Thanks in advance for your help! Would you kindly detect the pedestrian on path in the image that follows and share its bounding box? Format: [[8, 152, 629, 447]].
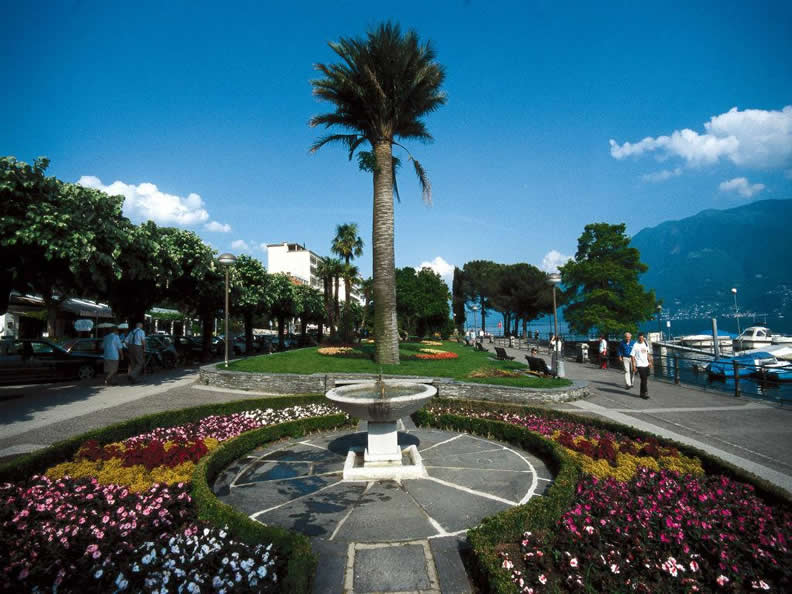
[[631, 332, 653, 399], [102, 326, 124, 385], [618, 332, 635, 389], [599, 334, 608, 369], [125, 321, 146, 384]]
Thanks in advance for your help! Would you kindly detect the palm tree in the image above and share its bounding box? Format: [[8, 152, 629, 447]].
[[332, 223, 364, 340], [339, 262, 360, 341], [317, 257, 344, 335], [310, 22, 446, 364]]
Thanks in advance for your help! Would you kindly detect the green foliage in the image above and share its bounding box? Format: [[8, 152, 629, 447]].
[[561, 223, 658, 335], [461, 260, 501, 333], [451, 267, 466, 333], [0, 156, 126, 322], [491, 263, 554, 336], [396, 267, 451, 337]]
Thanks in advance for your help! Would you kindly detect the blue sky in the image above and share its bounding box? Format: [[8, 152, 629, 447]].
[[2, 1, 791, 286]]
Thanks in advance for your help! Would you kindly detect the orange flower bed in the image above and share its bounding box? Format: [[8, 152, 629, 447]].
[[414, 351, 459, 360]]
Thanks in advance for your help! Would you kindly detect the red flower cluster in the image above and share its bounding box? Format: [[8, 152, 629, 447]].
[[556, 432, 680, 468], [414, 352, 459, 360], [78, 439, 209, 471]]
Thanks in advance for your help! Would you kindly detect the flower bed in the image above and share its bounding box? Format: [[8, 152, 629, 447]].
[[0, 399, 346, 592], [317, 346, 370, 358], [420, 340, 444, 346], [420, 401, 792, 593], [414, 348, 459, 360]]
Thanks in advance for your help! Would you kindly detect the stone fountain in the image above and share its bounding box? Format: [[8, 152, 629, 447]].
[[325, 376, 437, 481]]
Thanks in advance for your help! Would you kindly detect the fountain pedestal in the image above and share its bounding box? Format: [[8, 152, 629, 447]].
[[364, 421, 401, 464], [325, 380, 437, 481]]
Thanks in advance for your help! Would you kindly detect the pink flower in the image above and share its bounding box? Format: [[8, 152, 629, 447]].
[[716, 575, 730, 586], [570, 557, 578, 568], [538, 574, 547, 584]]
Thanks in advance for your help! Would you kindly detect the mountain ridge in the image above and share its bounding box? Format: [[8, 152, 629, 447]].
[[630, 198, 792, 320]]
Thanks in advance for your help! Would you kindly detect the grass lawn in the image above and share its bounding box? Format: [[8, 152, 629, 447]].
[[229, 340, 571, 388]]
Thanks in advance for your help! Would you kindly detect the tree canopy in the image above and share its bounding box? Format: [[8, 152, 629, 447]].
[[560, 222, 658, 335], [396, 267, 451, 338]]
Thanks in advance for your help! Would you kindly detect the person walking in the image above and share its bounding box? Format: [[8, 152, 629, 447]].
[[125, 321, 146, 384], [631, 332, 653, 399], [599, 334, 608, 369], [102, 326, 124, 385], [618, 332, 635, 389]]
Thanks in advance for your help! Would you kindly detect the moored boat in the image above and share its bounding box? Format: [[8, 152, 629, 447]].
[[733, 326, 773, 352], [706, 351, 777, 379]]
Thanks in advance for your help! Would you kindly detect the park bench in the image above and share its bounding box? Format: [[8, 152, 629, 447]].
[[494, 346, 514, 361], [526, 355, 552, 376], [474, 342, 487, 352]]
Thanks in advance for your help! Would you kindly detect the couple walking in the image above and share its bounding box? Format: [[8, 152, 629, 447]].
[[617, 332, 652, 399]]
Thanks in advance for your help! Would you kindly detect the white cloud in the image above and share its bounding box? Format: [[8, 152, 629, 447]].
[[78, 176, 210, 226], [610, 105, 792, 169], [259, 243, 269, 252], [541, 250, 571, 273], [231, 239, 250, 251], [641, 167, 682, 183], [718, 177, 765, 198], [417, 256, 454, 286], [204, 221, 231, 233]]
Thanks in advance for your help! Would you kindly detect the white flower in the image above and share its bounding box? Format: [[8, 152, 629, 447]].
[[94, 569, 103, 579], [257, 565, 268, 578]]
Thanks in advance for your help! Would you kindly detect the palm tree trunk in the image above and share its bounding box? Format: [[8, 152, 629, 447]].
[[333, 276, 340, 334], [372, 140, 399, 364]]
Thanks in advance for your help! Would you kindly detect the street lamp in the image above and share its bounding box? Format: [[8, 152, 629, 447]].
[[731, 288, 740, 335], [470, 304, 480, 342], [656, 305, 663, 341], [218, 252, 237, 368], [548, 272, 564, 377]]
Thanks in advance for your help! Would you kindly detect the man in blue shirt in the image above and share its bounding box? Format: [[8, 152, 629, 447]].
[[102, 326, 124, 385], [617, 332, 635, 389]]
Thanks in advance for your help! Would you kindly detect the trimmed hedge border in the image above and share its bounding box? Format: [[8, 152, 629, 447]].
[[0, 394, 351, 593], [192, 413, 350, 593], [416, 398, 792, 593]]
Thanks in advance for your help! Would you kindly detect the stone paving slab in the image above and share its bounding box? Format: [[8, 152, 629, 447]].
[[425, 466, 538, 502], [333, 481, 437, 542], [353, 543, 435, 593]]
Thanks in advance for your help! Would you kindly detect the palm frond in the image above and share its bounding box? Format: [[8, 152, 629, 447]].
[[411, 157, 431, 206], [309, 134, 365, 155]]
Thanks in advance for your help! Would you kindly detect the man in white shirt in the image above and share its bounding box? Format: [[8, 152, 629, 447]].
[[599, 335, 608, 369], [631, 332, 652, 399]]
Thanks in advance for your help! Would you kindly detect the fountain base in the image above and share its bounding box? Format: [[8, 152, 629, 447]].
[[342, 444, 428, 481]]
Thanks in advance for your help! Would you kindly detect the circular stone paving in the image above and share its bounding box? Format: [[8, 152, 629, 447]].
[[212, 421, 555, 593]]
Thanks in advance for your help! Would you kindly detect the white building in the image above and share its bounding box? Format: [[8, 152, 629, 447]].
[[266, 242, 363, 304]]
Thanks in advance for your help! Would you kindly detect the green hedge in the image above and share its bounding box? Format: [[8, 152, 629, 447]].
[[192, 413, 350, 593], [413, 408, 580, 594]]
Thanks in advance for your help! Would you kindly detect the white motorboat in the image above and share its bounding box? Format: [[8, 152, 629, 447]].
[[733, 326, 774, 352], [679, 333, 734, 350]]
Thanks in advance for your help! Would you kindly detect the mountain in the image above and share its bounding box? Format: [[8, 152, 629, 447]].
[[631, 199, 792, 322]]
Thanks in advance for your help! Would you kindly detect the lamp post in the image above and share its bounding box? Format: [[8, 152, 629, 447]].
[[218, 252, 237, 368], [548, 272, 564, 377], [656, 305, 663, 341], [731, 288, 740, 335], [471, 304, 480, 343]]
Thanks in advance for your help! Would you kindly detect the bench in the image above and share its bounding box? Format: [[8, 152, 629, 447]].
[[526, 355, 552, 376], [474, 342, 487, 352], [494, 346, 515, 361]]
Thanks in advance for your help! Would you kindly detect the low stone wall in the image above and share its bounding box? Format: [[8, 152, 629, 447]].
[[199, 364, 589, 404]]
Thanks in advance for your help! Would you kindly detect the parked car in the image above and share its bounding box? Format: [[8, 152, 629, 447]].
[[0, 339, 100, 384]]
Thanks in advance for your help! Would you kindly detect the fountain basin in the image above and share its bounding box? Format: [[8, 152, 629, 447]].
[[325, 380, 437, 422], [326, 380, 437, 478]]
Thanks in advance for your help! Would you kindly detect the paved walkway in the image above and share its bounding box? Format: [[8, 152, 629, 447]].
[[1, 350, 791, 592]]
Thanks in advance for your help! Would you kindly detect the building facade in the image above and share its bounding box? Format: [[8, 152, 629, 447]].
[[266, 242, 363, 304]]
